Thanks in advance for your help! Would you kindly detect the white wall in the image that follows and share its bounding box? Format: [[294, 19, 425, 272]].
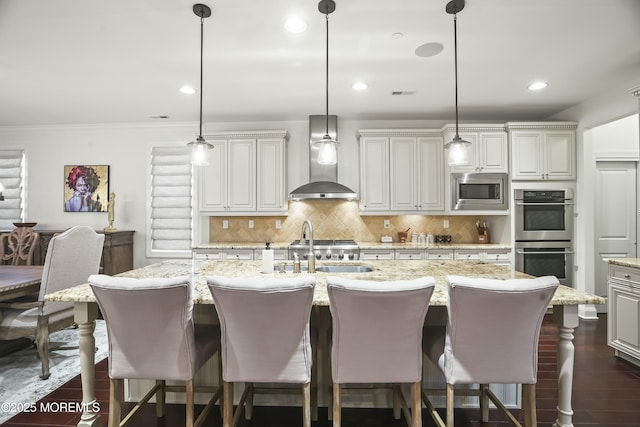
[[551, 79, 640, 318], [0, 117, 447, 268]]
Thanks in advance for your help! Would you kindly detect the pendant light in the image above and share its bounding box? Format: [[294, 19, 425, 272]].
[[314, 0, 339, 165], [187, 4, 213, 166], [445, 0, 471, 166]]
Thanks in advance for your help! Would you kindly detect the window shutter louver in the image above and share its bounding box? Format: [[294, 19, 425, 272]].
[[150, 147, 193, 252], [0, 150, 25, 230]]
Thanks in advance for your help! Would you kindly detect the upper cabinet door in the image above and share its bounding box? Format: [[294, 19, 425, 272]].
[[257, 138, 287, 212], [390, 137, 418, 210], [511, 131, 543, 179], [360, 137, 390, 212], [199, 140, 227, 211], [227, 139, 256, 211], [479, 132, 508, 173], [417, 137, 444, 211], [544, 131, 575, 179], [449, 132, 478, 173]]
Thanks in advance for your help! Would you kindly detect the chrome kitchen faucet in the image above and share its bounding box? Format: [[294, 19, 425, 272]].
[[300, 219, 315, 273]]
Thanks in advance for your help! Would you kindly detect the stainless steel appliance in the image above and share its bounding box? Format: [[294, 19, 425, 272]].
[[288, 239, 360, 261], [515, 241, 574, 287], [451, 173, 508, 210], [514, 189, 574, 241]]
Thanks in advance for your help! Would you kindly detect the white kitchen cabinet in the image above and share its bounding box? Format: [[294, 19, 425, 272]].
[[254, 249, 288, 261], [395, 249, 424, 260], [359, 130, 444, 213], [359, 137, 390, 212], [455, 249, 511, 269], [198, 131, 289, 215], [192, 248, 254, 260], [608, 263, 640, 366], [426, 249, 454, 260], [360, 249, 395, 261], [442, 124, 509, 174], [507, 122, 577, 180]]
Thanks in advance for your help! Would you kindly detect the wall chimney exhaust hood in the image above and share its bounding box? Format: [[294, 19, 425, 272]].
[[288, 115, 358, 201]]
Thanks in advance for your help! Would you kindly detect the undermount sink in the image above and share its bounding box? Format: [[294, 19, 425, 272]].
[[314, 265, 373, 273]]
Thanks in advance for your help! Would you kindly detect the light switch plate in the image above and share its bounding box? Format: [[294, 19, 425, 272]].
[[222, 220, 229, 229], [275, 220, 282, 229], [249, 220, 254, 229], [384, 219, 390, 229], [443, 219, 449, 228]]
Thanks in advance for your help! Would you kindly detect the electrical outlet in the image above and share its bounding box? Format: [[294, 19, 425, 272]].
[[222, 220, 229, 229], [275, 220, 282, 229], [384, 219, 390, 229], [443, 219, 449, 229], [249, 220, 254, 229]]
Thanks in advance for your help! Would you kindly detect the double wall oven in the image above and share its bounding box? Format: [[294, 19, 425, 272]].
[[514, 189, 574, 287]]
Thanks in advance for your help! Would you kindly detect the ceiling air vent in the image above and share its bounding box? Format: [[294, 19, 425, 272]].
[[391, 91, 416, 96]]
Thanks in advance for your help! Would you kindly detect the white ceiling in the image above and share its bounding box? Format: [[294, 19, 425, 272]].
[[1, 0, 639, 127]]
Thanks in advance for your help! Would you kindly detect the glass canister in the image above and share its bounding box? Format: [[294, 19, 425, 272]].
[[418, 233, 426, 244]]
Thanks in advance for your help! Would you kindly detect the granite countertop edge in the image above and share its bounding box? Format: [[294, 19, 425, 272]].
[[193, 242, 512, 250]]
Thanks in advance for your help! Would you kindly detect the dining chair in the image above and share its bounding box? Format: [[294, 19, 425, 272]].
[[90, 274, 222, 427], [326, 275, 436, 427], [0, 226, 39, 265], [0, 225, 104, 379], [206, 275, 316, 427], [421, 275, 559, 427]]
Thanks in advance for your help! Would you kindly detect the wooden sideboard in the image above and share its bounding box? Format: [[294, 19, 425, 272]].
[[32, 230, 134, 275]]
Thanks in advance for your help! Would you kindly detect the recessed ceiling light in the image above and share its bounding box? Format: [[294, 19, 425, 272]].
[[180, 86, 196, 95], [352, 82, 368, 91], [392, 32, 403, 39], [528, 81, 548, 91], [284, 17, 307, 33]]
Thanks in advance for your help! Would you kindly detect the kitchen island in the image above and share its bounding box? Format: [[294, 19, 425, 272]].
[[46, 259, 603, 427]]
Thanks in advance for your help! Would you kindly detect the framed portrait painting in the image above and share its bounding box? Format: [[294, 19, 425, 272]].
[[63, 165, 109, 212]]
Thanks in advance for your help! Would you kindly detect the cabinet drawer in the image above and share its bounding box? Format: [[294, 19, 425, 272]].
[[609, 265, 640, 288], [485, 252, 511, 263], [395, 250, 424, 260], [193, 250, 224, 260], [454, 250, 481, 261], [255, 249, 288, 261], [360, 250, 394, 261], [225, 250, 254, 260], [427, 250, 453, 260]]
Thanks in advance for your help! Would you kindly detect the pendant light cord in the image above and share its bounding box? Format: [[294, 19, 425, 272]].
[[325, 12, 329, 136], [198, 13, 205, 139], [453, 13, 460, 139]]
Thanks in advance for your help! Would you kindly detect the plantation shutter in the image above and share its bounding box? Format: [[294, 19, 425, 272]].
[[150, 146, 192, 252], [0, 150, 25, 230]]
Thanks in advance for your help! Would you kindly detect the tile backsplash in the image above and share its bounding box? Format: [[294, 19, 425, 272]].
[[209, 201, 489, 244]]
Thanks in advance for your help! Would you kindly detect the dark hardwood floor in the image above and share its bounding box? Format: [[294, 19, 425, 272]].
[[3, 314, 640, 426]]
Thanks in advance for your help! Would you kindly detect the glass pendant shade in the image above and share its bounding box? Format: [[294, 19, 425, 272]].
[[447, 136, 471, 166], [189, 137, 213, 166], [317, 135, 339, 165]]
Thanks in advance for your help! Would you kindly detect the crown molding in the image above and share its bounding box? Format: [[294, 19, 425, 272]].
[[202, 130, 290, 140], [357, 129, 443, 138], [505, 121, 578, 131]]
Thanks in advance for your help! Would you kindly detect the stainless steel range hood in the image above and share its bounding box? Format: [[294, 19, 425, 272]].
[[288, 115, 358, 201]]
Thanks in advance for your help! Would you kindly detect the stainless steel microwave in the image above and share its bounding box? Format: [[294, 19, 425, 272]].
[[451, 173, 508, 211]]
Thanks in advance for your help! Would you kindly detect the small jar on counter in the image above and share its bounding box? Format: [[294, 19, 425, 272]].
[[418, 233, 426, 244]]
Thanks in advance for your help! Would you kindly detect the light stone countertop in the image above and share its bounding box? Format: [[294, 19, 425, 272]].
[[607, 258, 640, 268], [193, 242, 512, 251], [46, 259, 603, 307]]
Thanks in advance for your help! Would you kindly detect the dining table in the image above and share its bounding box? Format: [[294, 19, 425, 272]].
[[0, 265, 43, 303], [45, 259, 605, 427]]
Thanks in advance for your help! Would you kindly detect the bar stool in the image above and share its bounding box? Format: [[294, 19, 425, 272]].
[[207, 275, 316, 427], [422, 275, 559, 427], [326, 276, 436, 427], [90, 274, 222, 427]]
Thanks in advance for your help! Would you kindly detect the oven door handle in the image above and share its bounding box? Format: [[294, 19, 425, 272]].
[[516, 250, 574, 255], [515, 201, 575, 206]]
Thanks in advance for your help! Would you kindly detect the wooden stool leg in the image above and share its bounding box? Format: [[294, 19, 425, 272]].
[[186, 379, 194, 427], [480, 383, 490, 422], [108, 378, 123, 427], [302, 382, 311, 427], [411, 381, 422, 427], [155, 380, 165, 418], [393, 383, 401, 419], [446, 383, 454, 427], [223, 381, 233, 427], [245, 382, 254, 420], [523, 383, 537, 427], [332, 383, 341, 427]]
